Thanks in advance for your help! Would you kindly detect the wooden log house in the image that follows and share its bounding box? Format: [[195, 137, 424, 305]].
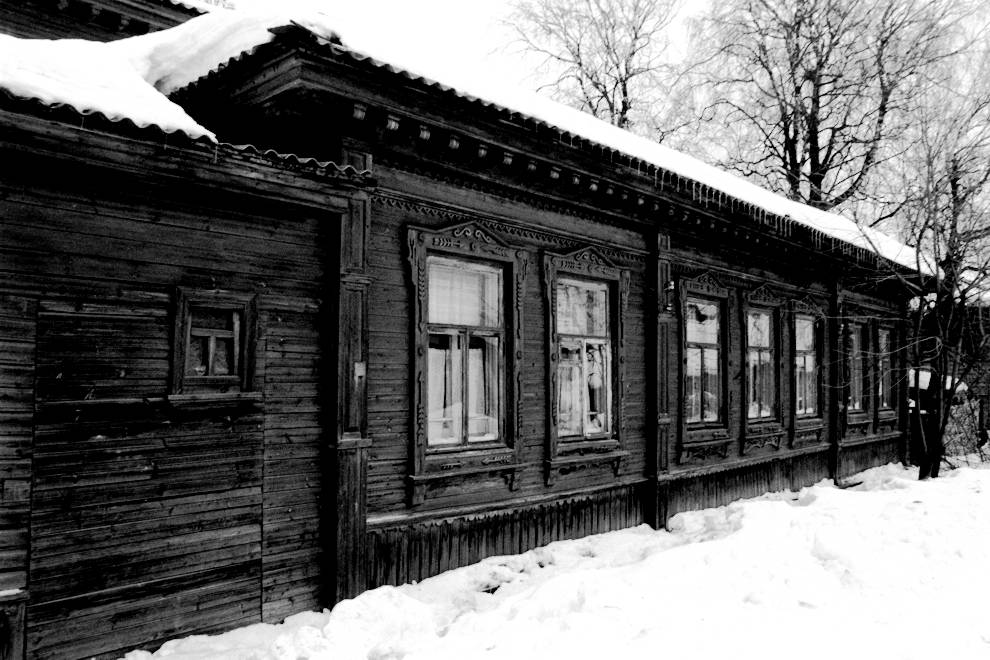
[[0, 11, 914, 660]]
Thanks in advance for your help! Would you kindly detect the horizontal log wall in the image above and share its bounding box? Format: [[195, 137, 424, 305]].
[[367, 482, 645, 587], [0, 124, 340, 659], [0, 296, 34, 596]]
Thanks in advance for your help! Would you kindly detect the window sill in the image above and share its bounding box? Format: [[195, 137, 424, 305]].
[[545, 449, 628, 485], [409, 456, 522, 506], [167, 391, 262, 410], [793, 418, 826, 448], [743, 422, 784, 454], [685, 425, 729, 444], [679, 435, 733, 464], [556, 437, 620, 456]]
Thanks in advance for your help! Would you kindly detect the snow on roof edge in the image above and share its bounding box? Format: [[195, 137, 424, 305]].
[[293, 28, 920, 271]]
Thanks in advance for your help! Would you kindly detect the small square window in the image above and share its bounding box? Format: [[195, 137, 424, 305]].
[[172, 290, 255, 395]]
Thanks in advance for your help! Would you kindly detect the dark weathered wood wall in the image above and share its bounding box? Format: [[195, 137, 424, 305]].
[[0, 295, 34, 597], [0, 116, 345, 659]]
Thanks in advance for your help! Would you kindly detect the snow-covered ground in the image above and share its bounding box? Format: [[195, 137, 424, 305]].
[[123, 462, 990, 660]]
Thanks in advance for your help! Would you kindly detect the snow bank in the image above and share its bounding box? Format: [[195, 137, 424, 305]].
[[0, 0, 917, 268], [122, 462, 990, 660]]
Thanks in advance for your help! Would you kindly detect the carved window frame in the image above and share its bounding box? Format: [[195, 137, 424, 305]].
[[543, 247, 629, 484], [876, 324, 897, 415], [170, 288, 258, 398], [743, 285, 785, 429], [678, 272, 731, 463], [406, 221, 528, 504], [791, 297, 826, 422], [847, 320, 870, 417]]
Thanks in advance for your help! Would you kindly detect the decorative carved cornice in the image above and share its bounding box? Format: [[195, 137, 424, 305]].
[[792, 295, 827, 318], [747, 284, 785, 307], [682, 271, 729, 298], [374, 193, 647, 265]]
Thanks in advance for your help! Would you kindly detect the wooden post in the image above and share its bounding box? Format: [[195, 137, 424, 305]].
[[333, 192, 372, 602], [650, 231, 676, 528], [335, 437, 370, 600]]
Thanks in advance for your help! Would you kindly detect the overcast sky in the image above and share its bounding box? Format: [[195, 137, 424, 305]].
[[333, 0, 535, 85]]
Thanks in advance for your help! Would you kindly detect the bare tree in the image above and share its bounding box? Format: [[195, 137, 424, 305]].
[[507, 0, 686, 135], [880, 36, 990, 476], [694, 0, 959, 212]]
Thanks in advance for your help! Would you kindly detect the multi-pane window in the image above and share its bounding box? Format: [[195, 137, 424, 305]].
[[185, 307, 242, 381], [848, 324, 865, 411], [685, 298, 721, 423], [426, 256, 503, 447], [747, 310, 775, 420], [794, 315, 819, 416], [555, 279, 611, 438], [172, 290, 255, 395], [878, 329, 893, 409]]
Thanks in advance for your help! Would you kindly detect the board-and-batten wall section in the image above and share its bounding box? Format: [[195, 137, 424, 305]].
[[363, 181, 650, 586], [0, 133, 340, 659]]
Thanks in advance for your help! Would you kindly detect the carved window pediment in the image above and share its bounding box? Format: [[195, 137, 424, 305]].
[[682, 271, 728, 298], [746, 284, 785, 307], [792, 296, 826, 318]]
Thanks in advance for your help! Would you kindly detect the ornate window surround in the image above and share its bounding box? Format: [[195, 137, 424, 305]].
[[406, 221, 529, 505], [790, 296, 827, 447], [743, 285, 785, 423], [678, 271, 731, 463], [876, 324, 898, 416], [741, 284, 786, 454], [543, 247, 630, 485]]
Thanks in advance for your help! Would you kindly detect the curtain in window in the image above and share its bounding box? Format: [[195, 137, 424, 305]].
[[686, 299, 721, 423], [795, 316, 818, 416]]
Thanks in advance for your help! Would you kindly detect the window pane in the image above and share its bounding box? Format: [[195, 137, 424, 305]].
[[213, 338, 235, 376], [796, 355, 807, 414], [428, 333, 462, 445], [796, 354, 818, 416], [879, 330, 892, 409], [557, 279, 608, 336], [702, 347, 720, 421], [849, 326, 862, 410], [748, 348, 760, 418], [427, 257, 502, 327], [191, 307, 233, 331], [759, 350, 774, 418], [685, 347, 702, 423], [795, 316, 814, 351], [747, 311, 771, 349], [186, 336, 208, 376], [467, 335, 500, 442], [585, 341, 610, 434], [686, 299, 719, 344], [557, 341, 584, 436]]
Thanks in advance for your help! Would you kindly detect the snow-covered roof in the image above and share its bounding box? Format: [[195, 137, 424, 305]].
[[0, 1, 918, 269]]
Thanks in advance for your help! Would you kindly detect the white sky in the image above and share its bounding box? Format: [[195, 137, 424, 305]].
[[255, 0, 536, 86]]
